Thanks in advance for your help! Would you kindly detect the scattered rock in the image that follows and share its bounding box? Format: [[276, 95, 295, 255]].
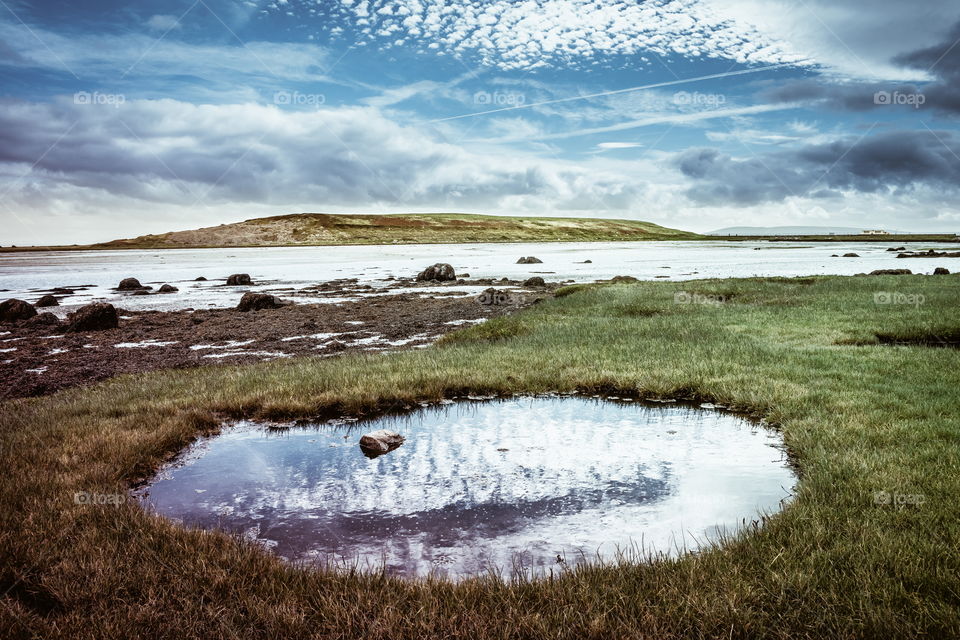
[[117, 277, 144, 290], [35, 294, 59, 307], [459, 273, 470, 278], [51, 287, 74, 295], [831, 254, 839, 257], [582, 259, 593, 263], [523, 276, 546, 287], [0, 298, 37, 322], [132, 290, 151, 296], [157, 284, 179, 293], [195, 276, 208, 281], [66, 303, 118, 332], [842, 253, 860, 258], [886, 246, 906, 252], [934, 267, 951, 275], [869, 269, 912, 275], [477, 287, 515, 306], [25, 312, 61, 329], [226, 273, 253, 286], [359, 429, 405, 457], [897, 250, 960, 259], [610, 275, 639, 283], [236, 292, 284, 312], [415, 263, 456, 282], [516, 256, 543, 264]]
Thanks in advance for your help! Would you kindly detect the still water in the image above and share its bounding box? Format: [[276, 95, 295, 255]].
[[138, 397, 795, 579], [1, 240, 951, 313]]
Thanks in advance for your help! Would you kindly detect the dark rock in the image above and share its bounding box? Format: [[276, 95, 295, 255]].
[[831, 254, 839, 257], [35, 294, 59, 307], [51, 288, 74, 295], [117, 277, 144, 290], [359, 429, 405, 457], [237, 292, 284, 312], [869, 269, 912, 276], [842, 253, 860, 258], [195, 276, 207, 281], [66, 303, 118, 332], [523, 276, 545, 287], [897, 250, 960, 259], [416, 263, 456, 282], [516, 256, 543, 264], [132, 290, 151, 296], [25, 312, 61, 329], [157, 284, 179, 293], [459, 273, 470, 278], [610, 275, 639, 283], [226, 273, 253, 286], [582, 259, 592, 263], [934, 267, 951, 275], [0, 298, 37, 322]]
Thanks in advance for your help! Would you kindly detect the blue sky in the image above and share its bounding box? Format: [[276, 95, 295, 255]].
[[1, 0, 959, 243]]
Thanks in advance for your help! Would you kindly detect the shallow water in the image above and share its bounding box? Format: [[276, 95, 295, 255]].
[[138, 397, 794, 579], [1, 240, 953, 313]]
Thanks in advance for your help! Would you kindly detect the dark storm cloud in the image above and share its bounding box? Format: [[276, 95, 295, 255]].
[[763, 20, 960, 115], [677, 130, 960, 206]]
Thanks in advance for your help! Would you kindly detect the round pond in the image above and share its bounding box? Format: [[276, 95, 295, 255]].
[[138, 397, 795, 579]]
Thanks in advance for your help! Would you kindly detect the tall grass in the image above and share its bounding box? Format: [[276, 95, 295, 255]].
[[1, 274, 959, 638]]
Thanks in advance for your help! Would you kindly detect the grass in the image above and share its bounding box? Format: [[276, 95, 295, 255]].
[[2, 274, 959, 638]]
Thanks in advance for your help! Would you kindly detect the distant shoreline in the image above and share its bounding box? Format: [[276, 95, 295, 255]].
[[2, 234, 958, 253]]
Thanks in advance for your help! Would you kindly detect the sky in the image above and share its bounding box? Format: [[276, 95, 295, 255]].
[[1, 0, 959, 244]]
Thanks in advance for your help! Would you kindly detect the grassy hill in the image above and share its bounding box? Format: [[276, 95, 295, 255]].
[[90, 213, 701, 249]]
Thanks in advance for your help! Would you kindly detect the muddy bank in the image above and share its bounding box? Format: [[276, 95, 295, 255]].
[[1, 285, 545, 400]]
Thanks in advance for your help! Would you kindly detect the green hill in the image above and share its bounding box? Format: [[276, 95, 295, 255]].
[[92, 212, 700, 249]]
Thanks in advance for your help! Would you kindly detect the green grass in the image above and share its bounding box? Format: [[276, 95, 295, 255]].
[[2, 274, 959, 638]]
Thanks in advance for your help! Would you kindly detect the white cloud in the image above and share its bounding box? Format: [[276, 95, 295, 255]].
[[274, 0, 810, 70], [145, 14, 183, 32]]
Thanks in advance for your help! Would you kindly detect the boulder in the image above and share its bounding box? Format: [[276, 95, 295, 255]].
[[157, 284, 179, 293], [117, 277, 144, 290], [934, 267, 951, 275], [195, 276, 207, 281], [226, 273, 253, 286], [359, 429, 405, 457], [66, 303, 118, 332], [236, 292, 284, 312], [523, 276, 545, 287], [415, 263, 456, 282], [36, 295, 59, 307], [842, 253, 860, 258], [0, 298, 37, 322], [51, 287, 74, 295], [516, 256, 543, 264], [869, 269, 912, 275], [610, 275, 639, 283], [25, 312, 62, 329], [582, 259, 593, 263]]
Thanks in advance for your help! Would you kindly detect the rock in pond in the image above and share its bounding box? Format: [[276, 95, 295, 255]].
[[523, 276, 546, 287], [0, 298, 37, 322], [416, 263, 456, 282], [516, 256, 543, 264], [869, 269, 912, 275], [157, 284, 179, 293], [359, 429, 405, 457], [226, 273, 253, 286], [236, 292, 284, 312], [35, 294, 59, 307], [67, 303, 118, 332], [842, 253, 860, 258], [195, 276, 207, 281], [934, 267, 951, 275], [117, 277, 145, 290]]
